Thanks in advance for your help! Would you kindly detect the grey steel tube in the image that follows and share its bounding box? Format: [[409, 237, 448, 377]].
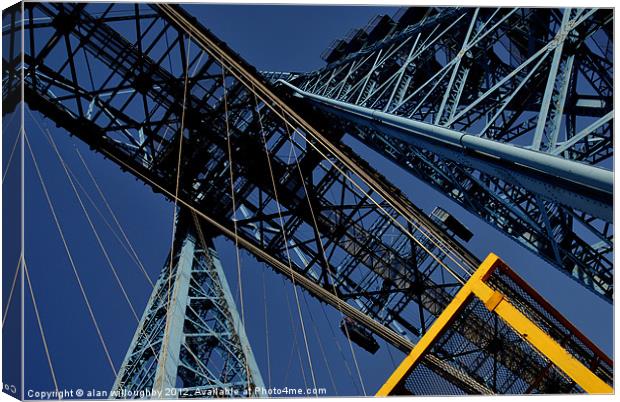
[[280, 80, 612, 221]]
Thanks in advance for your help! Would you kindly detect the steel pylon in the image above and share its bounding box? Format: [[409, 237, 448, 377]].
[[111, 211, 263, 398]]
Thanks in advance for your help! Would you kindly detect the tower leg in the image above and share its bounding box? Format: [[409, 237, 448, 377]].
[[111, 211, 263, 398]]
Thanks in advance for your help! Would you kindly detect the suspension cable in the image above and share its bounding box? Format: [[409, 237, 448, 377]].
[[157, 35, 192, 388], [271, 102, 367, 395], [2, 254, 22, 329], [24, 260, 60, 397], [319, 302, 361, 394], [282, 278, 309, 390], [29, 114, 168, 385], [41, 128, 140, 322], [64, 165, 150, 286], [75, 148, 154, 287], [24, 132, 117, 377], [156, 4, 478, 279], [251, 86, 318, 392], [261, 269, 272, 389], [301, 291, 338, 395], [2, 123, 21, 183], [221, 66, 253, 391]]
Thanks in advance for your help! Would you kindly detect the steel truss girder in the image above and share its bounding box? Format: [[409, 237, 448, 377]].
[[10, 0, 470, 345], [289, 6, 614, 301], [281, 80, 612, 219], [4, 2, 608, 394]]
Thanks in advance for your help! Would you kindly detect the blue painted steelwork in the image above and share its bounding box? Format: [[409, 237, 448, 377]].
[[111, 212, 264, 398], [281, 79, 612, 219], [8, 2, 490, 392], [4, 2, 612, 395], [287, 7, 613, 301]]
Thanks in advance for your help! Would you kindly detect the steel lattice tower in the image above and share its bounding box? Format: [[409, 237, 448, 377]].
[[111, 211, 264, 397], [2, 2, 613, 397]]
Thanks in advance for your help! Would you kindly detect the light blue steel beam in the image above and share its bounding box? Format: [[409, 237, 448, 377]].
[[281, 80, 612, 220]]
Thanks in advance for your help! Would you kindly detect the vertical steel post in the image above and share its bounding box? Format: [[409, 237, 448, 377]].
[[151, 234, 195, 394]]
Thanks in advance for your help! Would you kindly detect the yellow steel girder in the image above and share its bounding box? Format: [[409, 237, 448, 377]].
[[376, 253, 613, 396]]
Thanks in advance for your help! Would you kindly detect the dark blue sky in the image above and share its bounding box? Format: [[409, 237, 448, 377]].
[[6, 4, 613, 398]]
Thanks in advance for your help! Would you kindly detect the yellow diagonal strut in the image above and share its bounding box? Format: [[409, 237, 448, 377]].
[[377, 253, 613, 396]]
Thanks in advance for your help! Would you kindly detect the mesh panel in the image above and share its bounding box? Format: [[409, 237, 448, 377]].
[[400, 363, 468, 395], [487, 266, 613, 386], [397, 296, 590, 395], [386, 258, 611, 396]]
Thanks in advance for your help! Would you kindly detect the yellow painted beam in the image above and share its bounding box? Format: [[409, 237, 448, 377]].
[[376, 281, 475, 395], [377, 253, 501, 396], [377, 253, 612, 396], [471, 281, 613, 394], [470, 252, 501, 282]]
